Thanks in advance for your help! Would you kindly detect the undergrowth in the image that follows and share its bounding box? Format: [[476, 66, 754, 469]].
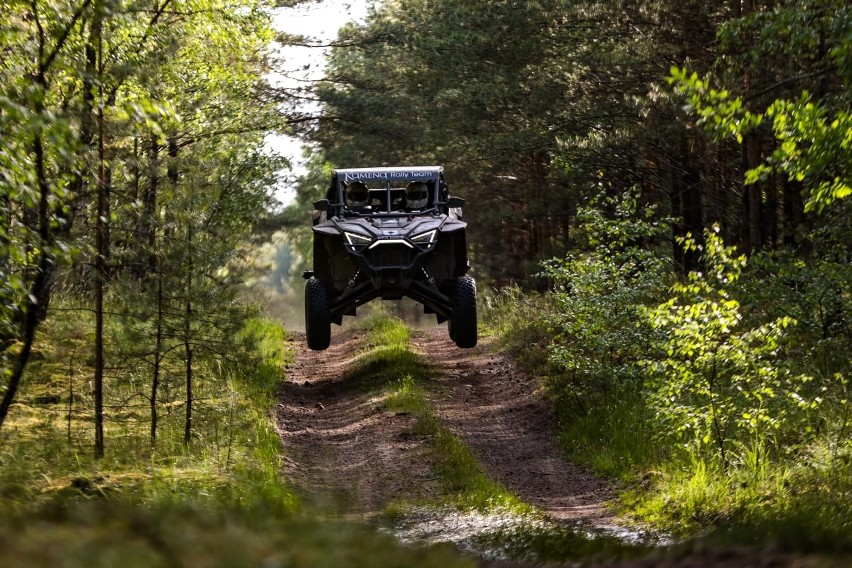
[[0, 306, 296, 515], [0, 303, 475, 567], [483, 196, 852, 554], [487, 282, 851, 552]]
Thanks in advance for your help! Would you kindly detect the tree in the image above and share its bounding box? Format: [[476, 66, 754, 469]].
[[0, 0, 91, 429], [1, 0, 288, 455]]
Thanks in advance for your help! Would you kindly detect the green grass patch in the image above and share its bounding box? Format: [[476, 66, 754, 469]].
[[424, 417, 530, 512], [550, 381, 658, 479], [357, 315, 530, 514], [625, 445, 852, 553], [384, 375, 430, 416]]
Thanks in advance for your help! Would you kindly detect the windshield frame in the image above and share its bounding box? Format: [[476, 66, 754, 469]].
[[333, 167, 445, 218]]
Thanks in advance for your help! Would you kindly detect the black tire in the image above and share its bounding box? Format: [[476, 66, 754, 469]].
[[305, 278, 331, 351], [451, 275, 477, 348]]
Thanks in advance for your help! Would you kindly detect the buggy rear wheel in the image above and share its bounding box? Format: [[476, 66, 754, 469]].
[[451, 275, 477, 348], [305, 278, 331, 350]]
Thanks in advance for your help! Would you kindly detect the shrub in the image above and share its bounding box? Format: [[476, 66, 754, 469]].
[[643, 227, 818, 473]]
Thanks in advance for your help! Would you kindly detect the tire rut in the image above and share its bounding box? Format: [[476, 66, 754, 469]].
[[277, 325, 619, 529], [275, 329, 440, 516], [414, 327, 620, 529]]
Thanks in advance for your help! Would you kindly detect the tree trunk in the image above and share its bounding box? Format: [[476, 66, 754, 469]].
[[0, 119, 54, 430], [135, 135, 159, 278], [681, 135, 704, 271], [747, 136, 763, 253], [782, 178, 805, 248], [150, 273, 163, 446], [765, 173, 779, 249], [184, 223, 193, 446], [669, 170, 685, 271], [92, 0, 106, 458], [178, 144, 193, 446]]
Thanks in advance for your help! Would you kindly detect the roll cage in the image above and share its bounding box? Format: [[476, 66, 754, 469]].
[[316, 166, 457, 218]]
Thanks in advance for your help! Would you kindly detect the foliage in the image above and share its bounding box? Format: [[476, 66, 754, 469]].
[[494, 219, 850, 545], [301, 0, 851, 284], [534, 192, 668, 473], [542, 192, 668, 390], [667, 67, 764, 143], [759, 96, 851, 213], [670, 69, 851, 214], [741, 207, 851, 379], [0, 0, 288, 437], [644, 228, 818, 471]]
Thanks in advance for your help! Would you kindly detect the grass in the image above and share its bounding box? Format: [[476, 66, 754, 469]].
[[0, 301, 477, 567], [0, 502, 475, 568], [0, 308, 299, 515], [625, 445, 852, 552]]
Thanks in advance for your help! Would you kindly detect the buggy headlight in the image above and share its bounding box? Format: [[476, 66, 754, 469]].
[[409, 229, 437, 246], [344, 231, 372, 246]]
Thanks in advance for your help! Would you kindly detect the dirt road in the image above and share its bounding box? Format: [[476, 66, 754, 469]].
[[275, 328, 441, 515], [274, 326, 618, 526]]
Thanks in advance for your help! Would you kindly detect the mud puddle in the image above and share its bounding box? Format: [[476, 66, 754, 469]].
[[389, 506, 661, 565]]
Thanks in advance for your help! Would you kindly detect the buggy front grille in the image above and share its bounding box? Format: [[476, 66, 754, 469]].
[[364, 244, 415, 269]]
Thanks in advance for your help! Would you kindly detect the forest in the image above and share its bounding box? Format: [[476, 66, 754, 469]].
[[0, 0, 849, 565]]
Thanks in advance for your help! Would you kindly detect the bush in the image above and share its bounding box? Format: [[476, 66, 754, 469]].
[[487, 191, 670, 476], [643, 227, 819, 473]]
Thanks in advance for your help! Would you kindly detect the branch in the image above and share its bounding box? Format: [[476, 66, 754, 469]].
[[104, 0, 174, 101], [40, 0, 95, 73], [744, 69, 832, 102], [174, 116, 321, 149], [276, 32, 395, 50]]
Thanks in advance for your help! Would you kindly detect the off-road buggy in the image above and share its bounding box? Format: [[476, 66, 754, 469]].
[[303, 166, 476, 350]]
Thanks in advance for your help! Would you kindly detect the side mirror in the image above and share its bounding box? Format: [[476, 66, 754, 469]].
[[313, 199, 331, 211], [447, 196, 465, 208]]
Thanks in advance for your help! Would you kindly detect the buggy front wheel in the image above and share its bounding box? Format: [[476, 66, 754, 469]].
[[305, 278, 331, 350], [451, 275, 477, 348]]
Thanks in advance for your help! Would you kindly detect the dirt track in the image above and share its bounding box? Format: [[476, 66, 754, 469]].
[[275, 328, 441, 516], [274, 326, 618, 526]]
